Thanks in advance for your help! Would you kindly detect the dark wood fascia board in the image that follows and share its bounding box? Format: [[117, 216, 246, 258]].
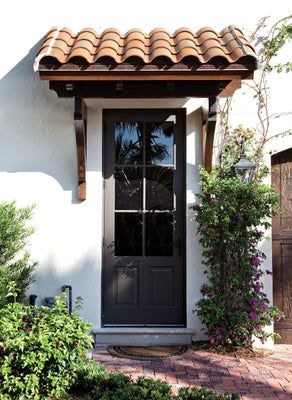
[[203, 96, 218, 172], [40, 71, 253, 81], [74, 97, 87, 201], [49, 80, 231, 98]]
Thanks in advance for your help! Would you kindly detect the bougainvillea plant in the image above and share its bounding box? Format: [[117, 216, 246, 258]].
[[194, 167, 284, 349]]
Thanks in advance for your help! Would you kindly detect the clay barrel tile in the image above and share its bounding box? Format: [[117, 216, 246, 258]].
[[67, 48, 94, 63], [35, 25, 257, 67], [71, 39, 97, 55], [97, 39, 121, 53], [121, 47, 147, 62], [175, 39, 199, 53], [149, 39, 174, 54]]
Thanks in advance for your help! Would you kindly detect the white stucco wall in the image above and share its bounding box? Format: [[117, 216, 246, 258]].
[[0, 1, 291, 338]]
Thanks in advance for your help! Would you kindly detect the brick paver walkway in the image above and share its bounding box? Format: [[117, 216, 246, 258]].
[[93, 344, 292, 400]]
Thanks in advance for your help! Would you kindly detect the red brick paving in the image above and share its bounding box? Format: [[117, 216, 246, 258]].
[[93, 344, 292, 400]]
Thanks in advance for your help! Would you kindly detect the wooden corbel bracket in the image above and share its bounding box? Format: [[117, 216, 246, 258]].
[[203, 96, 218, 172], [74, 97, 87, 201]]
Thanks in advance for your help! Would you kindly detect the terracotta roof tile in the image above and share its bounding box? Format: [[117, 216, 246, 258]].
[[35, 25, 257, 70]]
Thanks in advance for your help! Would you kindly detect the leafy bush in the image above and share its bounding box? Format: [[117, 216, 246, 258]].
[[0, 201, 37, 306], [194, 168, 283, 349], [69, 367, 240, 400], [177, 386, 240, 400], [0, 293, 93, 399], [69, 359, 109, 395], [71, 373, 173, 400]]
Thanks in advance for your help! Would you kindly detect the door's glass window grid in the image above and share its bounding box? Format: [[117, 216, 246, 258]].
[[114, 120, 175, 256]]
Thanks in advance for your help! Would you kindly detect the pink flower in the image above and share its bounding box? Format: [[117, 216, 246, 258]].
[[254, 284, 261, 294], [250, 299, 258, 307], [251, 257, 261, 266], [249, 311, 259, 321], [275, 315, 282, 322]]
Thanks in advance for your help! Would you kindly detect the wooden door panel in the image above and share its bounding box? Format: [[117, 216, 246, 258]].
[[272, 148, 292, 343], [150, 267, 175, 306], [102, 109, 186, 326]]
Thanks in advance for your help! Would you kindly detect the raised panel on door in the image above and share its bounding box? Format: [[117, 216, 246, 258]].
[[102, 109, 186, 326]]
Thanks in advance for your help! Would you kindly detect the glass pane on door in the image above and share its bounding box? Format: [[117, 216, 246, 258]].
[[146, 167, 174, 210], [115, 121, 143, 165], [145, 213, 174, 256], [115, 167, 143, 210], [114, 117, 175, 257], [145, 122, 174, 165]]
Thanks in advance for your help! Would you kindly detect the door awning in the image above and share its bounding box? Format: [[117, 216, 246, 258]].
[[34, 26, 257, 98], [34, 26, 257, 201]]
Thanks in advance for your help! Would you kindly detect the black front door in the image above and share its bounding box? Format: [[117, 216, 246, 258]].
[[102, 109, 185, 326]]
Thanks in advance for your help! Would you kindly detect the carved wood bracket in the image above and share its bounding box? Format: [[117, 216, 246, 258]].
[[74, 97, 87, 201], [202, 96, 218, 172]]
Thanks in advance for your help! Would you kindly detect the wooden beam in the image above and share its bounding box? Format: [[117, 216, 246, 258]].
[[40, 72, 243, 81], [74, 97, 87, 201], [50, 80, 229, 98], [219, 78, 242, 97], [203, 96, 217, 172]]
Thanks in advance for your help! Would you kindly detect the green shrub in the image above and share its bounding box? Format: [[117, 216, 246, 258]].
[[72, 373, 173, 400], [177, 386, 240, 400], [69, 359, 109, 395], [0, 293, 93, 399], [0, 201, 37, 307], [69, 366, 241, 400]]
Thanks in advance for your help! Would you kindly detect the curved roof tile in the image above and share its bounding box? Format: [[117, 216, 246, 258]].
[[35, 25, 257, 69]]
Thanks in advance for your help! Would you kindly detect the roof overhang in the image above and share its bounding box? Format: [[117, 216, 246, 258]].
[[34, 26, 257, 200], [35, 26, 257, 98]]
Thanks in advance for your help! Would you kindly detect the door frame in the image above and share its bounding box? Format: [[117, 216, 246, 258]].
[[101, 108, 186, 327]]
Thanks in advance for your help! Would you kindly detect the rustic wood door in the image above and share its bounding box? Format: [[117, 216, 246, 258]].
[[102, 109, 186, 326], [272, 148, 292, 343]]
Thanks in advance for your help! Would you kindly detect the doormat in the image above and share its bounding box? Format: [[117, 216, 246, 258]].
[[107, 345, 188, 360]]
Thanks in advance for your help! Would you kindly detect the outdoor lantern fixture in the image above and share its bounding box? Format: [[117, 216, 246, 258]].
[[233, 142, 257, 182]]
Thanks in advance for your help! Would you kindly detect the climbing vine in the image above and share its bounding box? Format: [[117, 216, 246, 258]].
[[216, 15, 292, 174], [194, 16, 291, 349], [194, 168, 283, 349]]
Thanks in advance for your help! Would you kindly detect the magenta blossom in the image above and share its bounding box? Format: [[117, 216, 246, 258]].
[[249, 311, 259, 321], [254, 283, 261, 293], [261, 304, 268, 312], [250, 299, 258, 307], [275, 315, 282, 322], [251, 257, 261, 266]]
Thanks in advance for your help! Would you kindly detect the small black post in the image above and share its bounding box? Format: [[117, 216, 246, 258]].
[[29, 294, 37, 306], [61, 285, 72, 314]]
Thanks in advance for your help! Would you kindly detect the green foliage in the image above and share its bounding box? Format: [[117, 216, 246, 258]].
[[194, 168, 283, 349], [219, 125, 269, 181], [69, 359, 109, 395], [264, 17, 292, 72], [69, 367, 240, 400], [0, 293, 93, 399], [0, 201, 37, 307], [177, 386, 240, 400], [80, 374, 172, 400]]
